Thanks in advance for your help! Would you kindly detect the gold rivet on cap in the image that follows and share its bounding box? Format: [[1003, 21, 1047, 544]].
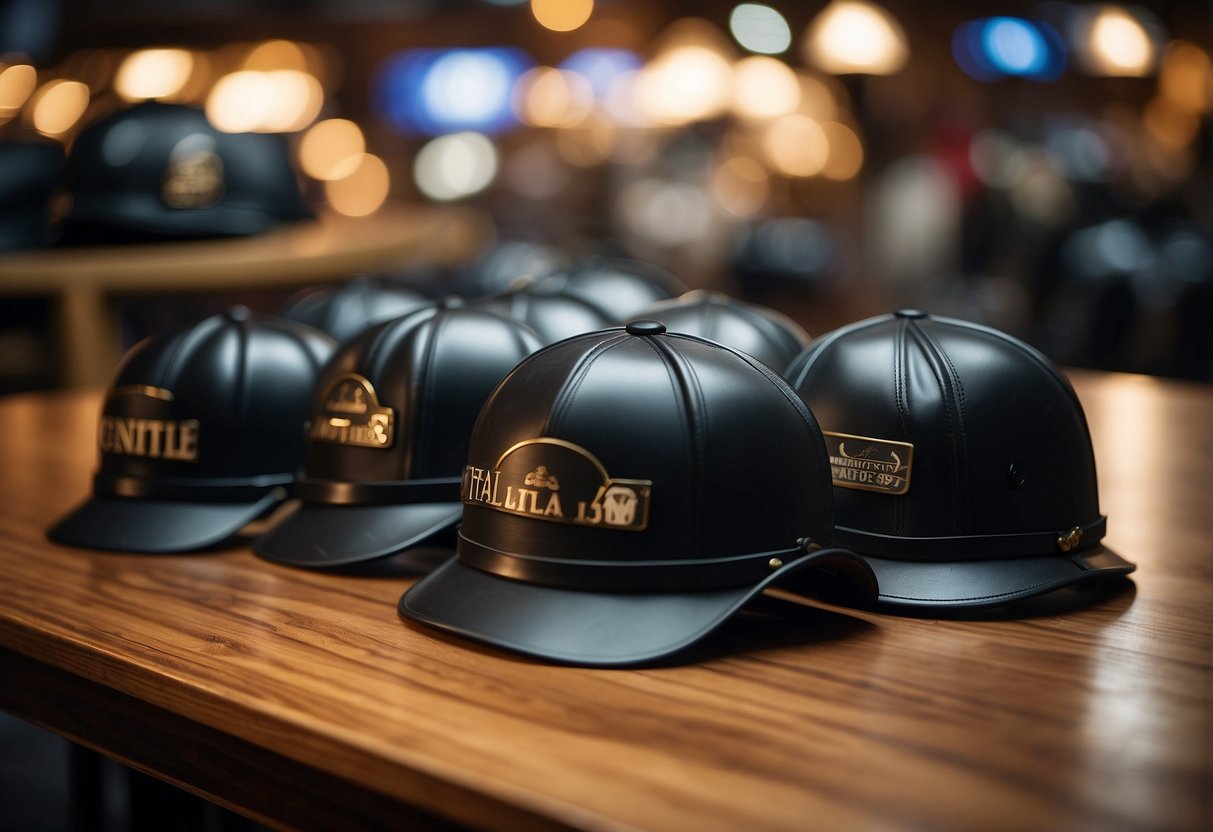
[[1057, 526, 1083, 552], [768, 557, 783, 570]]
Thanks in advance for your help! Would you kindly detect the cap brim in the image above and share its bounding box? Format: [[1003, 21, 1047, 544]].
[[47, 491, 284, 553], [865, 545, 1135, 609], [398, 548, 876, 667], [253, 501, 463, 569]]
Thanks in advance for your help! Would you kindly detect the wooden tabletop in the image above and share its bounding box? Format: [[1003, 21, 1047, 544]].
[[0, 371, 1209, 832], [0, 203, 486, 388]]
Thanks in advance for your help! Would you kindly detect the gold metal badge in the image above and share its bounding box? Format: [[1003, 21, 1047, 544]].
[[822, 431, 913, 495], [308, 374, 394, 449], [462, 437, 652, 531], [99, 387, 198, 462], [162, 148, 224, 209]]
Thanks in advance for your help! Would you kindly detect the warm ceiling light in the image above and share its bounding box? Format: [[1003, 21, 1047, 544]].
[[532, 0, 593, 33], [637, 45, 734, 125], [325, 153, 390, 217], [243, 39, 308, 72], [1085, 6, 1155, 77], [206, 69, 323, 133], [762, 113, 829, 176], [514, 66, 594, 128], [820, 121, 864, 180], [299, 118, 366, 180], [114, 49, 194, 101], [0, 64, 37, 116], [30, 80, 90, 137], [803, 0, 909, 75], [732, 56, 800, 120]]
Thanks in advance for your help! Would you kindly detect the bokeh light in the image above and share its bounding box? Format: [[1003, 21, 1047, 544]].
[[532, 0, 593, 33], [29, 80, 90, 137], [637, 45, 733, 126], [820, 121, 864, 180], [206, 69, 323, 132], [763, 113, 829, 177], [558, 48, 643, 99], [732, 56, 800, 120], [712, 156, 769, 217], [803, 0, 909, 75], [514, 66, 594, 128], [0, 64, 37, 121], [413, 132, 499, 201], [1158, 41, 1211, 114], [953, 17, 1066, 82], [375, 48, 532, 135], [299, 118, 366, 180], [325, 153, 390, 217], [114, 49, 194, 101], [243, 39, 309, 72], [729, 4, 792, 55], [1077, 6, 1156, 77]]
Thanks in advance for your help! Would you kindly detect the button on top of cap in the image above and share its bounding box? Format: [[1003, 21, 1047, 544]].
[[625, 320, 667, 336], [226, 305, 251, 322], [894, 308, 928, 319]]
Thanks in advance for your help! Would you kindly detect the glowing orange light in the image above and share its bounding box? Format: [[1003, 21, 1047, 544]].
[[114, 49, 194, 101], [803, 0, 909, 75], [30, 80, 90, 137], [325, 153, 390, 217], [532, 0, 593, 33], [763, 113, 829, 176], [299, 118, 366, 180]]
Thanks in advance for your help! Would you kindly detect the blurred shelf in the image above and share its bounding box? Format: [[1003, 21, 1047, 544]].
[[0, 202, 488, 388]]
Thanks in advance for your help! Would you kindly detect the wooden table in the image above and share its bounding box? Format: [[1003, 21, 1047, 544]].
[[0, 371, 1209, 832], [0, 203, 485, 388]]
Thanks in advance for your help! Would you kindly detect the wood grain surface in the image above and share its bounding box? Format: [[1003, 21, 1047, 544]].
[[0, 372, 1209, 832]]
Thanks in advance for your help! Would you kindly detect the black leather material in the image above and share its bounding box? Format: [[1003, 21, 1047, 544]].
[[534, 256, 687, 320], [469, 285, 611, 345], [254, 303, 544, 569], [60, 102, 312, 244], [633, 290, 810, 372], [48, 309, 335, 552], [400, 322, 877, 666], [786, 310, 1135, 609], [278, 277, 432, 345]]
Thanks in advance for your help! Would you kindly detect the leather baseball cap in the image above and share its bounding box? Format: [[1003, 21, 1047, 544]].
[[469, 284, 611, 345], [534, 255, 687, 320], [48, 308, 335, 552], [785, 309, 1135, 610], [254, 302, 544, 569], [61, 102, 312, 244], [400, 320, 876, 666], [278, 276, 432, 345], [633, 290, 810, 371]]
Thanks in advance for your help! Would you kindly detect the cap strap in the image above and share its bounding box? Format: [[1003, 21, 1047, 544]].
[[457, 531, 804, 591], [834, 515, 1107, 561], [94, 473, 292, 502], [295, 475, 461, 506]]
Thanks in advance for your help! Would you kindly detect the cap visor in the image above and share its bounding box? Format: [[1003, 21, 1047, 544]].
[[47, 491, 283, 553], [866, 545, 1135, 609], [253, 501, 462, 569], [398, 548, 876, 667]]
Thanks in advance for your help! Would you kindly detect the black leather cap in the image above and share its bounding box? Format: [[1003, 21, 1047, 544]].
[[533, 255, 687, 320], [785, 310, 1135, 610], [400, 320, 876, 666], [633, 290, 810, 371], [0, 141, 64, 250], [61, 102, 312, 244], [48, 309, 335, 552], [254, 302, 544, 569], [469, 284, 611, 345], [278, 276, 432, 346]]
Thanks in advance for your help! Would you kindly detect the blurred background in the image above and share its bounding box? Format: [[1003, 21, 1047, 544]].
[[0, 0, 1210, 394]]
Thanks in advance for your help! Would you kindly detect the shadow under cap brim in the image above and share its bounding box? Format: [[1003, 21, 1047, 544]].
[[398, 547, 876, 668], [47, 490, 286, 554], [253, 501, 463, 569]]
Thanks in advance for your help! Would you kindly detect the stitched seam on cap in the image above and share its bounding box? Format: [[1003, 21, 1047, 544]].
[[894, 318, 909, 536], [650, 336, 705, 554], [786, 314, 887, 387], [908, 319, 971, 533], [546, 332, 628, 436]]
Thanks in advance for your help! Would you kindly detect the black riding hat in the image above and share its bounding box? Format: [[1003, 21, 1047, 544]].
[[469, 284, 611, 345], [278, 276, 432, 346], [400, 320, 876, 666], [254, 301, 544, 569], [48, 308, 335, 552], [533, 255, 687, 320], [61, 101, 312, 244], [785, 309, 1135, 610], [633, 290, 811, 371]]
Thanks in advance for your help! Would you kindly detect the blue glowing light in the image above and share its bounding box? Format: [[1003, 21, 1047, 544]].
[[953, 17, 1066, 82], [374, 47, 534, 136], [558, 48, 643, 99]]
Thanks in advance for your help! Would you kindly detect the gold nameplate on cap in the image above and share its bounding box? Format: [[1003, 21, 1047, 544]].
[[99, 386, 198, 462], [462, 437, 652, 531], [309, 374, 394, 449], [162, 150, 225, 209], [823, 431, 913, 495]]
